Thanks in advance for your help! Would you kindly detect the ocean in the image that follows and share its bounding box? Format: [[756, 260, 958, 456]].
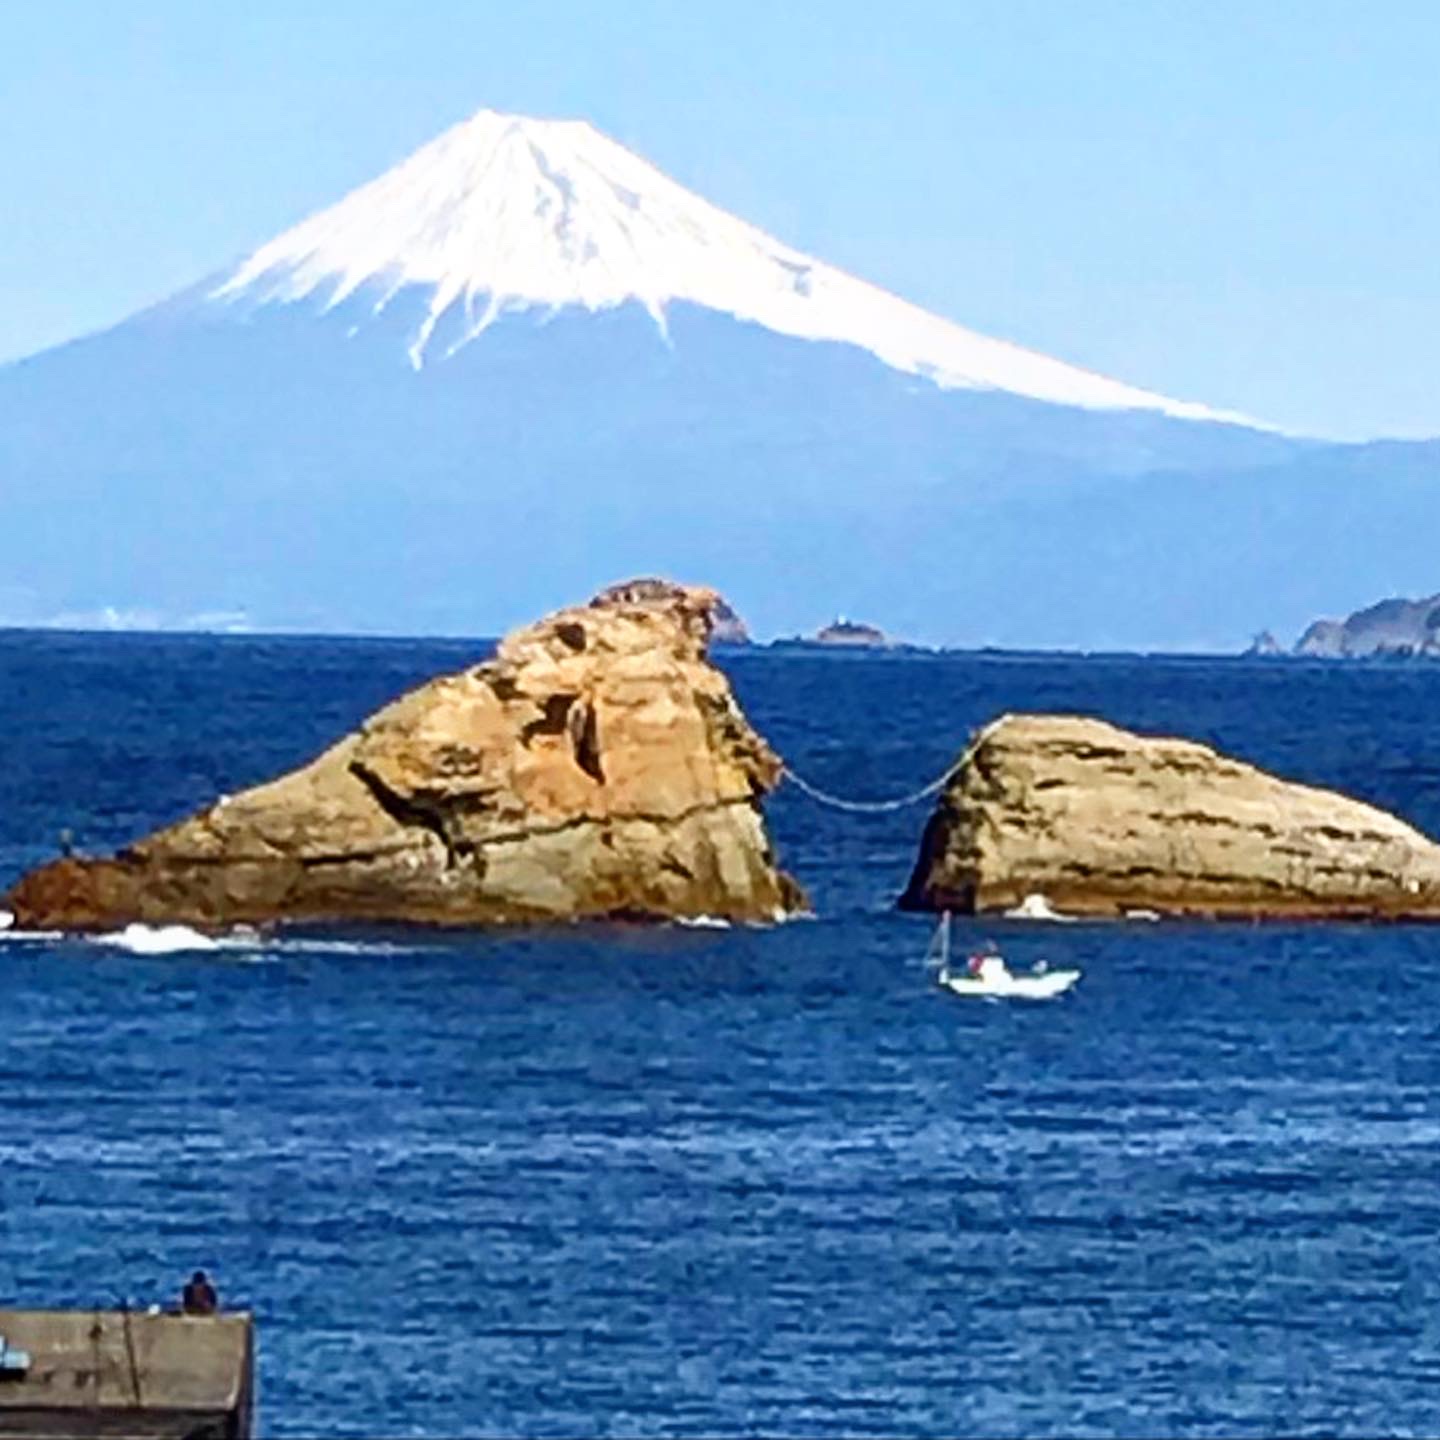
[[3, 631, 1440, 1436]]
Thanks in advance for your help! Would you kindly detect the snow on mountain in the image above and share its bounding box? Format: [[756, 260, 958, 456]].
[[211, 108, 1244, 424]]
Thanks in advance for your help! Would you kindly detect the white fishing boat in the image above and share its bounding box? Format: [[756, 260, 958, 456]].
[[926, 912, 1080, 1000]]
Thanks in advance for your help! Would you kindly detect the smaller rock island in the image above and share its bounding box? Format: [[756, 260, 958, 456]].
[[901, 713, 1440, 920]]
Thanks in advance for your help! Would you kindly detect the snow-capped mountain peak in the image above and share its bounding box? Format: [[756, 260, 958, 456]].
[[212, 107, 1242, 422]]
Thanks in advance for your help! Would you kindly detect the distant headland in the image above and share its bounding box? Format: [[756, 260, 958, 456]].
[[1252, 590, 1440, 659]]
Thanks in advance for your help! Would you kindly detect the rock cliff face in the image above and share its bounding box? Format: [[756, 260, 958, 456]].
[[901, 714, 1440, 920], [6, 583, 803, 931]]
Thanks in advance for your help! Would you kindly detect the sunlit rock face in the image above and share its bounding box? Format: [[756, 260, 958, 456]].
[[5, 583, 804, 931], [901, 713, 1440, 920]]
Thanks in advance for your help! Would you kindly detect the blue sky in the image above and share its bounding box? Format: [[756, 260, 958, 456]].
[[2, 0, 1437, 440]]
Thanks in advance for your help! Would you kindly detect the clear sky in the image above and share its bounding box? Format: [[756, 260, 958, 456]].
[[2, 0, 1437, 440]]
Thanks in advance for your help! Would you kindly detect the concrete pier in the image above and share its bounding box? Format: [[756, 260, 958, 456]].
[[0, 1309, 253, 1438]]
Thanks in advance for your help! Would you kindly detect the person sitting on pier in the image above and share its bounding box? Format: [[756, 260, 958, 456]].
[[182, 1270, 219, 1316]]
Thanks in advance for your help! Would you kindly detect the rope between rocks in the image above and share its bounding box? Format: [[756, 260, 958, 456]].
[[779, 762, 959, 813], [777, 719, 1001, 814]]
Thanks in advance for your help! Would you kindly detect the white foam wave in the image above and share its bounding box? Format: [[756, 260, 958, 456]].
[[98, 926, 416, 959], [257, 937, 414, 957], [767, 906, 817, 924], [96, 923, 220, 955], [676, 914, 732, 930], [1124, 908, 1162, 922], [0, 922, 445, 959], [1003, 893, 1078, 923], [0, 910, 12, 931]]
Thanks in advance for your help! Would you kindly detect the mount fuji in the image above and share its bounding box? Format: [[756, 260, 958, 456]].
[[1, 108, 1435, 647], [211, 111, 1239, 419]]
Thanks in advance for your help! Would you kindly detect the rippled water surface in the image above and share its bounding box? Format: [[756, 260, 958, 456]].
[[4, 633, 1440, 1436]]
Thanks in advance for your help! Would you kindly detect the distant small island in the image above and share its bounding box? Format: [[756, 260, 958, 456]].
[[1244, 630, 1285, 658], [766, 617, 906, 651], [1254, 591, 1440, 659], [812, 617, 889, 648], [765, 617, 936, 653]]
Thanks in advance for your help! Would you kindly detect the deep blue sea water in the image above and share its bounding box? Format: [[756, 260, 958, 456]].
[[4, 633, 1440, 1437]]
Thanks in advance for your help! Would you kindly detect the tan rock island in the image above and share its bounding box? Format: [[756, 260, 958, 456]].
[[4, 582, 804, 931], [901, 713, 1440, 920]]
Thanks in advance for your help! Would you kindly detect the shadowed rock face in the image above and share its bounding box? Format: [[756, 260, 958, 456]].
[[6, 584, 804, 931], [901, 713, 1440, 920]]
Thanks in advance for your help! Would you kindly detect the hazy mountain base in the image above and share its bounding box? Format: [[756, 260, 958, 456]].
[[2, 291, 1432, 649]]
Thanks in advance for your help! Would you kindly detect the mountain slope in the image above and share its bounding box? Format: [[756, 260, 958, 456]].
[[3, 106, 1431, 647]]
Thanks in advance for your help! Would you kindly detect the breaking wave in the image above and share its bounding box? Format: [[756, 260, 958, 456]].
[[0, 922, 416, 960], [676, 914, 733, 930], [95, 923, 221, 955], [1003, 893, 1078, 923]]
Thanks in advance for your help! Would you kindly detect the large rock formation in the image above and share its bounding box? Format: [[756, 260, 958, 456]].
[[901, 713, 1440, 920], [5, 582, 803, 931]]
